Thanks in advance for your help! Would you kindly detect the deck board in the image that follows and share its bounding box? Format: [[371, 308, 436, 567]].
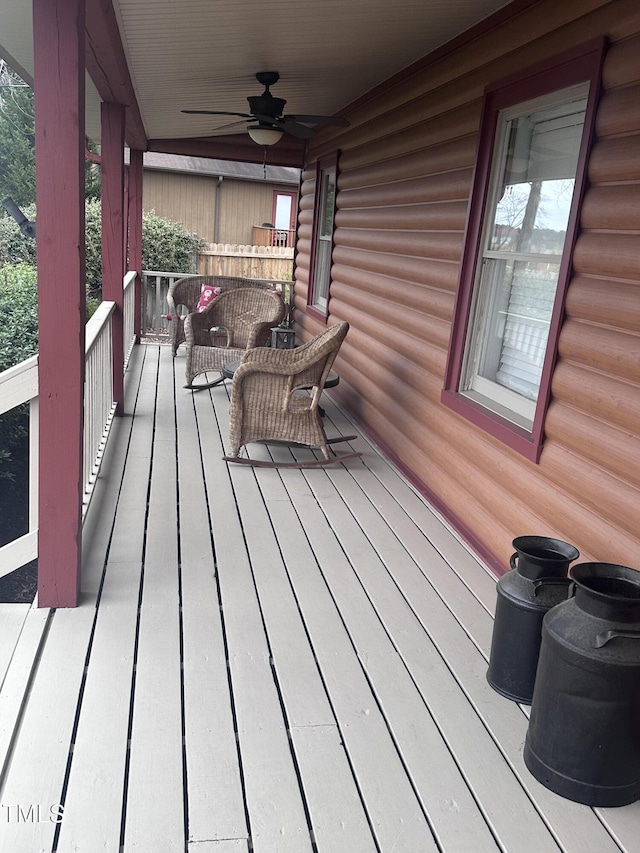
[[0, 604, 33, 691], [0, 604, 49, 783], [193, 383, 314, 853], [0, 342, 639, 852], [124, 346, 186, 852], [257, 476, 440, 851], [212, 392, 436, 850], [55, 344, 155, 852], [176, 369, 248, 846]]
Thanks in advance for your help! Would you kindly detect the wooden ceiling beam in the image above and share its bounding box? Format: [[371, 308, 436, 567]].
[[85, 0, 147, 150], [148, 134, 306, 168]]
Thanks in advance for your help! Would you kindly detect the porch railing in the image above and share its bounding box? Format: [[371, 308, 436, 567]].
[[0, 272, 139, 581], [0, 355, 38, 580], [83, 300, 117, 508], [123, 270, 137, 369], [143, 270, 194, 339]]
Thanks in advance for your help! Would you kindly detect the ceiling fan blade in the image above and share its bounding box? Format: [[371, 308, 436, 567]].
[[285, 114, 350, 128], [278, 120, 316, 140], [211, 117, 254, 133], [181, 109, 252, 118], [253, 114, 316, 139]]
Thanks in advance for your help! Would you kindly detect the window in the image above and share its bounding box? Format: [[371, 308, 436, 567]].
[[308, 156, 338, 317], [442, 40, 605, 462], [272, 191, 297, 230]]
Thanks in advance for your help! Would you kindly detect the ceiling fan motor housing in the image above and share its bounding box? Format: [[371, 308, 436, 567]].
[[247, 94, 286, 118]]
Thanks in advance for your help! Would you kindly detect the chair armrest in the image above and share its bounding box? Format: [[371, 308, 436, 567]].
[[246, 321, 276, 349], [234, 348, 330, 397], [238, 345, 326, 376]]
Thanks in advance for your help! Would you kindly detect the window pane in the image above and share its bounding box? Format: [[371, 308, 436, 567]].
[[314, 239, 332, 307], [474, 258, 558, 400], [488, 96, 586, 254], [490, 179, 576, 255], [319, 171, 336, 237], [312, 166, 336, 311], [274, 193, 293, 229]]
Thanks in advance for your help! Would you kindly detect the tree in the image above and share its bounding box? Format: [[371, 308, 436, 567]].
[[0, 61, 101, 208], [0, 62, 35, 207]]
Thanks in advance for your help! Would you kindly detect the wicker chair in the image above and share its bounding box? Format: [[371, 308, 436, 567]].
[[167, 275, 270, 356], [183, 286, 286, 389], [223, 321, 362, 468]]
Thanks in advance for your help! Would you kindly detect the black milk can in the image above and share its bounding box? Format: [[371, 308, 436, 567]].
[[486, 536, 579, 704], [524, 562, 640, 806]]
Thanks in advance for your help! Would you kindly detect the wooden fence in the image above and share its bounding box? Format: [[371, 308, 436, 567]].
[[197, 243, 294, 280]]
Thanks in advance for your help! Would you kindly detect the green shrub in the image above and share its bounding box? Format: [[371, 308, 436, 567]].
[[0, 263, 38, 371], [2, 203, 204, 300], [85, 201, 204, 298], [141, 209, 204, 275], [0, 263, 38, 480], [84, 199, 102, 299]]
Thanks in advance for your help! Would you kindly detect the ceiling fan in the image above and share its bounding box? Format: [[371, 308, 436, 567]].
[[181, 71, 349, 144]]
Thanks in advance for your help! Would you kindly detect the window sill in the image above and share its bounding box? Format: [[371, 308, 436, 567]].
[[440, 389, 543, 463], [305, 304, 329, 324]]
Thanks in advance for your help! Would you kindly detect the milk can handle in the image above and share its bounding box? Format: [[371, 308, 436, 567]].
[[510, 552, 518, 570], [531, 577, 572, 597], [594, 629, 640, 649]]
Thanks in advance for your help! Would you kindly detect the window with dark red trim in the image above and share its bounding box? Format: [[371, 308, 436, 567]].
[[441, 39, 605, 462], [307, 153, 338, 320]]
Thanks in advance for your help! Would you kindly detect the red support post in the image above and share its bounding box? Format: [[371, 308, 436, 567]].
[[128, 149, 144, 340], [33, 0, 85, 607], [101, 102, 126, 414]]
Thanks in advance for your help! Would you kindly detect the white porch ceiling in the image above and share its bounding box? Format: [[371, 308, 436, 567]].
[[0, 0, 511, 146]]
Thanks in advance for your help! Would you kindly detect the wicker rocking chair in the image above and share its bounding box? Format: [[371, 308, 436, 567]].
[[223, 321, 362, 468], [183, 286, 286, 389], [167, 275, 270, 356]]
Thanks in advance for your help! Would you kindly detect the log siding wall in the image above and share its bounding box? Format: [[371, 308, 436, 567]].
[[295, 0, 640, 574]]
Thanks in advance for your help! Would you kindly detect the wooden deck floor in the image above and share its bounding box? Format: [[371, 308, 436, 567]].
[[1, 342, 639, 853]]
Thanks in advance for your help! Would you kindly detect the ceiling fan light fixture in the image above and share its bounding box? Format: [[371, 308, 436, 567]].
[[248, 126, 284, 146]]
